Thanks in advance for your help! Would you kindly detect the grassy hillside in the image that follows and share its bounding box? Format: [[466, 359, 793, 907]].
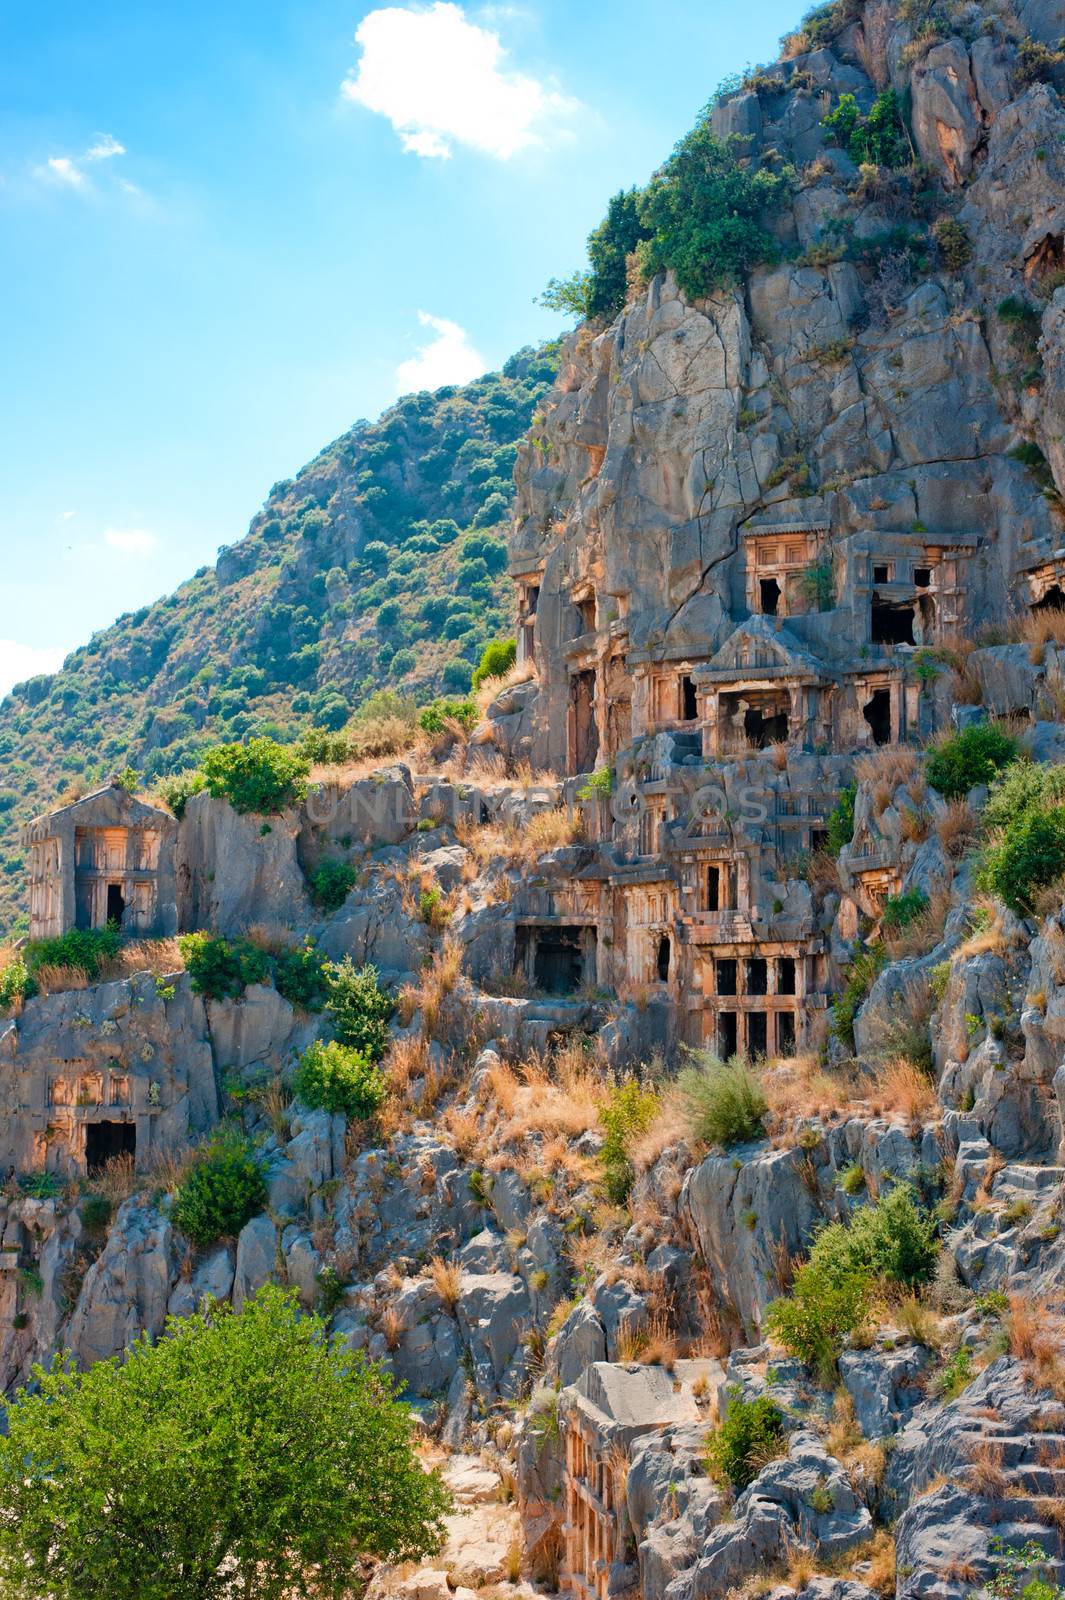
[[0, 343, 559, 937]]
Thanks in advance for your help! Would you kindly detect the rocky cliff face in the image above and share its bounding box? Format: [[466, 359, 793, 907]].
[[511, 13, 1065, 776]]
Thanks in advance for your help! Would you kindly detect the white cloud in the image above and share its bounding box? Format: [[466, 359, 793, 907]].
[[46, 156, 85, 187], [85, 134, 126, 162], [37, 132, 127, 191], [395, 312, 485, 392], [0, 641, 65, 700], [341, 2, 577, 160], [104, 527, 158, 557]]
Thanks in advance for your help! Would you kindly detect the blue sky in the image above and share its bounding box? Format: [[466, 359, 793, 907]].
[[0, 0, 800, 695]]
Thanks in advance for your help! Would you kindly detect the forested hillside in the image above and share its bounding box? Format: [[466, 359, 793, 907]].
[[0, 343, 558, 935]]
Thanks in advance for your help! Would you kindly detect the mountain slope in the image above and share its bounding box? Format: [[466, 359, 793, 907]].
[[0, 343, 559, 936]]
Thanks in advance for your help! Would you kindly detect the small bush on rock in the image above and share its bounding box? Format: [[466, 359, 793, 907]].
[[705, 1390, 786, 1490], [307, 859, 357, 913], [471, 638, 516, 691], [600, 1080, 659, 1203], [323, 959, 394, 1061], [272, 940, 328, 1011], [677, 1052, 767, 1148], [418, 699, 478, 736], [179, 933, 270, 1002], [980, 805, 1065, 916], [826, 782, 856, 856], [172, 1134, 267, 1245], [158, 768, 206, 819], [823, 90, 909, 168], [637, 125, 789, 300], [200, 737, 309, 814], [293, 1040, 385, 1121], [26, 925, 123, 982], [926, 724, 1017, 799], [0, 957, 35, 1012], [766, 1183, 937, 1373], [881, 888, 928, 931]]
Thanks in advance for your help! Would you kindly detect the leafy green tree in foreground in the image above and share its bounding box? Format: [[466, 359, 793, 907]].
[[0, 1285, 451, 1600]]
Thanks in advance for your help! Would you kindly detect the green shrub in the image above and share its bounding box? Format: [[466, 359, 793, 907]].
[[293, 1040, 386, 1121], [826, 782, 856, 856], [0, 957, 35, 1012], [300, 727, 352, 766], [979, 805, 1065, 915], [25, 925, 122, 981], [158, 768, 207, 820], [985, 760, 1065, 833], [271, 941, 328, 1011], [307, 859, 357, 913], [764, 1256, 872, 1375], [765, 1183, 937, 1372], [882, 888, 928, 931], [172, 1135, 267, 1245], [839, 1163, 865, 1196], [471, 638, 517, 692], [637, 125, 789, 300], [0, 1285, 451, 1599], [829, 943, 886, 1049], [323, 959, 393, 1061], [600, 1080, 659, 1203], [705, 1390, 785, 1490], [676, 1052, 767, 1147], [418, 699, 478, 736], [200, 737, 309, 814], [933, 217, 971, 270], [832, 1181, 939, 1287], [823, 90, 909, 167], [926, 724, 1018, 799], [577, 767, 614, 800], [79, 1195, 113, 1233], [178, 933, 270, 1002]]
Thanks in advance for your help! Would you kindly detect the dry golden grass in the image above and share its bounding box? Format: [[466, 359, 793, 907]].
[[784, 1546, 816, 1590], [1007, 1295, 1065, 1399], [32, 963, 90, 996], [144, 1141, 198, 1194], [936, 799, 979, 860], [892, 1292, 944, 1351], [763, 1054, 863, 1122], [100, 937, 186, 982], [496, 1042, 607, 1142], [966, 1440, 1008, 1498], [398, 935, 465, 1033], [429, 1256, 462, 1312], [855, 744, 920, 798], [1009, 605, 1065, 661], [455, 806, 581, 874], [84, 1151, 138, 1208], [441, 1106, 481, 1160], [870, 1058, 937, 1123], [863, 1532, 897, 1598], [805, 850, 842, 893], [899, 806, 931, 844], [384, 1034, 430, 1098], [566, 1230, 615, 1287], [628, 1088, 690, 1173], [1031, 876, 1065, 922], [616, 1313, 677, 1369], [380, 1305, 403, 1351], [975, 1148, 1005, 1206]]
